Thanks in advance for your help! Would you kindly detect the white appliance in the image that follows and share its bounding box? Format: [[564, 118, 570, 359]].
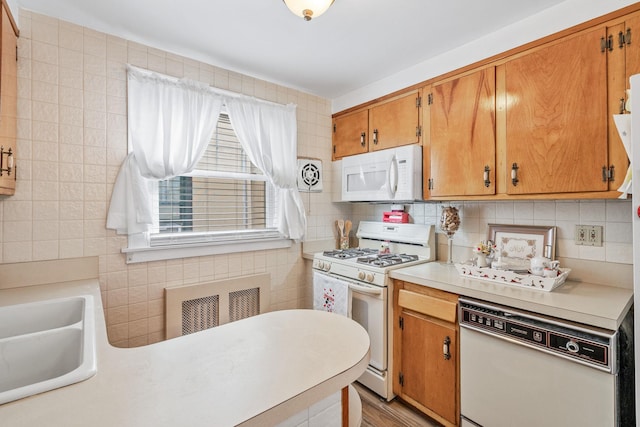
[[459, 298, 634, 427], [341, 145, 422, 202], [312, 221, 435, 400]]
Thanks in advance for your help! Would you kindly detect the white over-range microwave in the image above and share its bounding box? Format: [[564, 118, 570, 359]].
[[341, 145, 422, 202]]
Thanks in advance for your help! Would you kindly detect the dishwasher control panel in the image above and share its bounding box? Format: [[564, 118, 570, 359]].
[[459, 298, 617, 372]]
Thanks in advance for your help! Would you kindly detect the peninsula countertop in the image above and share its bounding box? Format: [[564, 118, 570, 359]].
[[0, 280, 370, 426], [390, 262, 633, 330]]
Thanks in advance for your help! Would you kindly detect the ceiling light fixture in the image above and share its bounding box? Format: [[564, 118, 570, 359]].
[[283, 0, 335, 21]]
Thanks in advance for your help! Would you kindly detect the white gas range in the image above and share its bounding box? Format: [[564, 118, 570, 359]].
[[312, 221, 436, 400]]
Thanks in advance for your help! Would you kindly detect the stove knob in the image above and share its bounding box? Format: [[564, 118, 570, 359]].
[[323, 262, 331, 272], [366, 273, 374, 282], [566, 340, 580, 353], [357, 271, 366, 280]]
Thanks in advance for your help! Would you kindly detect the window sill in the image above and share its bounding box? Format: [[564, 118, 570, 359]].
[[122, 237, 293, 264]]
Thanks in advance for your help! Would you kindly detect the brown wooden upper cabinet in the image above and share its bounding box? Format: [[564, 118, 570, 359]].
[[504, 27, 609, 195], [426, 67, 496, 197], [332, 91, 421, 160], [0, 3, 17, 196], [332, 109, 369, 159], [606, 10, 640, 191], [369, 91, 421, 151]]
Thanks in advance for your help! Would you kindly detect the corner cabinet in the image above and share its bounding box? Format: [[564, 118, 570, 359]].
[[504, 27, 609, 195], [426, 67, 496, 197], [393, 280, 459, 427], [332, 91, 421, 160], [0, 3, 17, 196]]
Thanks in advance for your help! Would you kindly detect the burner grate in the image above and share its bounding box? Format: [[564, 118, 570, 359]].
[[322, 248, 379, 259], [356, 253, 419, 267]]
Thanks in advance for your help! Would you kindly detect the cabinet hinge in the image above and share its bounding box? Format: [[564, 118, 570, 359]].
[[416, 125, 421, 137], [600, 35, 614, 52], [399, 316, 404, 330], [333, 123, 336, 133], [399, 372, 404, 387], [427, 93, 433, 105], [15, 46, 17, 61], [625, 28, 632, 45], [416, 96, 421, 108], [333, 145, 336, 154]]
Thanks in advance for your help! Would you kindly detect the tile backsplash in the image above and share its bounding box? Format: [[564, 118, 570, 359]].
[[352, 199, 633, 266]]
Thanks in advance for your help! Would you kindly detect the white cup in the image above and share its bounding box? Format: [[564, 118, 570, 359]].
[[530, 256, 550, 276]]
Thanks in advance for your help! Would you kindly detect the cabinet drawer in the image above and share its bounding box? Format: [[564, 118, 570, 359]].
[[397, 289, 457, 323]]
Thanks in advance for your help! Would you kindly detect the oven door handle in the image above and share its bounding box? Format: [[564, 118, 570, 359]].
[[348, 282, 382, 296]]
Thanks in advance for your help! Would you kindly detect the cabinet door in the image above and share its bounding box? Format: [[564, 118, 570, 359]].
[[429, 68, 496, 196], [505, 27, 608, 194], [332, 109, 369, 160], [607, 20, 628, 191], [606, 12, 640, 191], [369, 92, 420, 151], [0, 5, 17, 195], [400, 311, 457, 425]]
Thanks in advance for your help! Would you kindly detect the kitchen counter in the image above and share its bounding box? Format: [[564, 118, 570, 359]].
[[0, 280, 370, 426], [390, 262, 633, 330]]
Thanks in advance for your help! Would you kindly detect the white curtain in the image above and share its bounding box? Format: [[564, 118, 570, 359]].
[[226, 98, 307, 240], [107, 66, 224, 235]]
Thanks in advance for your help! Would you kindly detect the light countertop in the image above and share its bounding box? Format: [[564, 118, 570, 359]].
[[0, 280, 370, 426], [390, 262, 633, 330]]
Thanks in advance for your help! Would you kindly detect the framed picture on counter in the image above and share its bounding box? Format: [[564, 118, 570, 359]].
[[487, 224, 556, 270]]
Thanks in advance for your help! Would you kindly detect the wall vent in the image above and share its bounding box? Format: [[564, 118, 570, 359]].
[[165, 273, 270, 339]]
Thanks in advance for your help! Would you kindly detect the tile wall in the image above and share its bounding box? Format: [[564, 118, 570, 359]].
[[3, 9, 346, 347]]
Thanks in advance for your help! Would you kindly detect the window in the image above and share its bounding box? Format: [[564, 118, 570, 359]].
[[149, 114, 281, 247]]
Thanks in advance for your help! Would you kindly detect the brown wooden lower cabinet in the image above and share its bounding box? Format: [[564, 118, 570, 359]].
[[393, 280, 459, 427]]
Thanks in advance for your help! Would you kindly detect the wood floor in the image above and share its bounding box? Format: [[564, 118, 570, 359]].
[[354, 383, 442, 427]]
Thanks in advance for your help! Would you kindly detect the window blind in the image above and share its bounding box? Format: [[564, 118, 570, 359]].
[[152, 114, 277, 246]]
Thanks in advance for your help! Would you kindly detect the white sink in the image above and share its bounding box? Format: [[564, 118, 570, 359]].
[[0, 295, 97, 405]]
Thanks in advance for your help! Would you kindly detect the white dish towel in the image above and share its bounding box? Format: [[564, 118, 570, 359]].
[[313, 271, 351, 317]]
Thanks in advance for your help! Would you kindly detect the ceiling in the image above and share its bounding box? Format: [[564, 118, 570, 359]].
[[18, 0, 568, 100]]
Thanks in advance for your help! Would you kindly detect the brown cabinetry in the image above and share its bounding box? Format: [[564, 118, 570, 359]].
[[393, 281, 459, 427], [332, 91, 421, 160], [332, 109, 369, 159], [504, 27, 609, 195], [0, 2, 17, 196], [426, 67, 496, 197], [369, 91, 421, 151], [606, 11, 640, 191]]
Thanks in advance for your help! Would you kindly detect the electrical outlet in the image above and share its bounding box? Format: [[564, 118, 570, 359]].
[[575, 225, 603, 246]]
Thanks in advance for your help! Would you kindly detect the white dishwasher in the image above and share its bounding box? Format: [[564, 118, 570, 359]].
[[459, 297, 635, 427]]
